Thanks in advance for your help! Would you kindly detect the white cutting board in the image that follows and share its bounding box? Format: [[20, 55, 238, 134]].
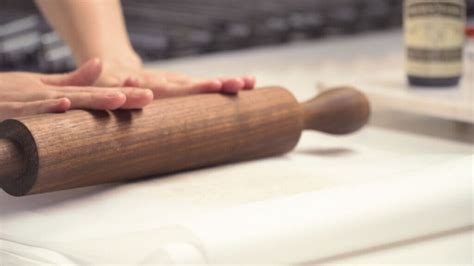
[[313, 52, 474, 124]]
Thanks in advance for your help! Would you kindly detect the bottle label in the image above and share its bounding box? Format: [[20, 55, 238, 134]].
[[404, 0, 466, 77]]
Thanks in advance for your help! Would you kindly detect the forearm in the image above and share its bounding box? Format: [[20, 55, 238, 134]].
[[35, 0, 140, 66]]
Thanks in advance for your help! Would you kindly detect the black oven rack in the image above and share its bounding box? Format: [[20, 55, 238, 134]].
[[2, 0, 472, 73]]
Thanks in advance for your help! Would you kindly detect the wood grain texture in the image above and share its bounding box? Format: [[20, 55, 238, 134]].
[[0, 139, 23, 184], [302, 87, 370, 134], [0, 86, 370, 196]]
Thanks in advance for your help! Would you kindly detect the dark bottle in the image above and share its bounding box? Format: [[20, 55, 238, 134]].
[[404, 0, 466, 87]]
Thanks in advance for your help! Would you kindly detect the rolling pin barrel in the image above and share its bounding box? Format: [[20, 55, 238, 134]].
[[0, 86, 369, 196]]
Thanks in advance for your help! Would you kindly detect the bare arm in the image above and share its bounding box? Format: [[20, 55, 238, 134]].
[[0, 1, 152, 121], [35, 0, 256, 94], [35, 0, 141, 67]]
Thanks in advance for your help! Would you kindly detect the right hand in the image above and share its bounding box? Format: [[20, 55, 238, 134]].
[[93, 55, 256, 97], [0, 59, 154, 122]]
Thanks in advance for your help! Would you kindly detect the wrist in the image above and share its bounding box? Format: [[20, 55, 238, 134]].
[[103, 51, 143, 70], [76, 49, 143, 70]]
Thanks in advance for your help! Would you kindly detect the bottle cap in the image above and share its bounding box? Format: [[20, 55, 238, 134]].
[[466, 27, 474, 38]]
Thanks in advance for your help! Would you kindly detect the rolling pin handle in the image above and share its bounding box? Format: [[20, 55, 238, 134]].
[[301, 87, 370, 134]]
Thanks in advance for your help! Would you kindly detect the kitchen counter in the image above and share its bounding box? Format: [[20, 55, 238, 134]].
[[1, 30, 472, 265]]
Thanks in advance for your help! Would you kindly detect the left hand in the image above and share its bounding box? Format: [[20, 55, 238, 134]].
[[0, 58, 154, 121], [93, 56, 256, 98]]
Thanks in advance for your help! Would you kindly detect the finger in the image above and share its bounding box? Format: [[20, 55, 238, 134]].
[[66, 92, 127, 110], [242, 76, 256, 90], [123, 76, 141, 87], [0, 98, 70, 120], [40, 58, 102, 86], [138, 70, 223, 96], [119, 88, 154, 109], [0, 90, 56, 102], [53, 86, 154, 109], [219, 77, 246, 93], [152, 79, 223, 98], [183, 79, 223, 94]]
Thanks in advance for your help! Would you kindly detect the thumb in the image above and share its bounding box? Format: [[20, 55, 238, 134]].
[[41, 58, 103, 86]]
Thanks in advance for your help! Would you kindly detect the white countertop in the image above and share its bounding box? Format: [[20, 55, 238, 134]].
[[1, 30, 473, 265]]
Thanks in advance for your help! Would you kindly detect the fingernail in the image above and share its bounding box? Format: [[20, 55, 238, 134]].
[[212, 79, 223, 87], [49, 98, 70, 112], [91, 58, 101, 64], [235, 78, 245, 86], [144, 89, 154, 98]]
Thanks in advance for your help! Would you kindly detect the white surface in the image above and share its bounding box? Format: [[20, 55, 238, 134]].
[[1, 133, 472, 265], [316, 53, 474, 123], [1, 30, 473, 264], [323, 231, 474, 265], [151, 156, 473, 265], [157, 30, 474, 123]]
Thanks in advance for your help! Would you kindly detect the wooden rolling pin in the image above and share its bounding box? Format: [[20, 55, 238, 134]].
[[0, 86, 369, 196]]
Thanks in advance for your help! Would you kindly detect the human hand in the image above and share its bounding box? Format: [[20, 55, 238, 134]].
[[94, 55, 256, 97], [35, 0, 254, 98], [0, 59, 153, 121]]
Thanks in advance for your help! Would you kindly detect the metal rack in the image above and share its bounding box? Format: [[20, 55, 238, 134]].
[[1, 0, 472, 73]]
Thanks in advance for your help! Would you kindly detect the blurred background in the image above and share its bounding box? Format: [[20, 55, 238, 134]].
[[1, 0, 471, 73]]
